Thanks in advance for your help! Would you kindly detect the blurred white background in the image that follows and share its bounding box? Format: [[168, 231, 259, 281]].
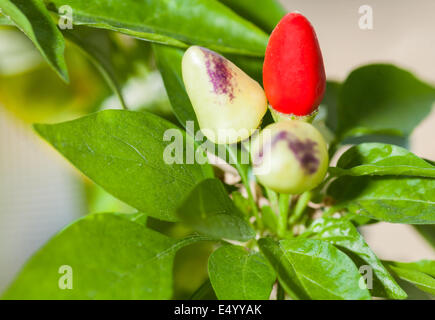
[[0, 0, 434, 293]]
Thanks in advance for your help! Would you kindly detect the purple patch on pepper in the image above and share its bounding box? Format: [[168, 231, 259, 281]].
[[201, 47, 235, 101], [256, 130, 319, 174]]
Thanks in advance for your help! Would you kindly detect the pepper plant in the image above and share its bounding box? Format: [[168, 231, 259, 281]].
[[1, 0, 435, 300]]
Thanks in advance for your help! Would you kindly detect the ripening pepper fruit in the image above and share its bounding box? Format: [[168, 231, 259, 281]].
[[182, 46, 268, 144], [251, 120, 328, 194], [263, 12, 326, 120]]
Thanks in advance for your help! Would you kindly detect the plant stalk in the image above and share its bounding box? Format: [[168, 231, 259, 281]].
[[227, 145, 263, 230], [278, 193, 291, 237], [276, 282, 285, 300], [289, 191, 312, 226]]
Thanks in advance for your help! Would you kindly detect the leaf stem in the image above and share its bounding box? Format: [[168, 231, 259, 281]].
[[227, 145, 263, 230], [243, 175, 263, 230], [314, 174, 333, 193], [276, 282, 285, 300], [278, 193, 290, 237], [265, 187, 279, 213], [289, 191, 312, 226], [328, 138, 341, 159]]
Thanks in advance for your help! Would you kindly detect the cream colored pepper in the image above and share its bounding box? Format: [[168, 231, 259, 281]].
[[251, 120, 329, 194], [182, 46, 267, 144]]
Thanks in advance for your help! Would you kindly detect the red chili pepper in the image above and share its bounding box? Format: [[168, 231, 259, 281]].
[[263, 12, 326, 117]]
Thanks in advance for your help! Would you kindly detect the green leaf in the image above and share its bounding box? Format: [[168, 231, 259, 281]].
[[342, 213, 377, 227], [45, 0, 268, 56], [259, 238, 371, 300], [393, 278, 434, 300], [330, 143, 435, 178], [261, 205, 278, 234], [327, 176, 435, 224], [172, 239, 216, 299], [384, 261, 435, 296], [303, 218, 406, 299], [258, 238, 309, 300], [0, 13, 14, 25], [111, 211, 148, 225], [3, 213, 201, 299], [385, 260, 435, 278], [153, 44, 198, 128], [226, 54, 264, 83], [208, 245, 276, 300], [218, 0, 285, 33], [0, 0, 68, 81], [63, 27, 127, 109], [231, 191, 252, 218], [34, 110, 213, 222], [320, 81, 341, 134], [190, 279, 217, 300], [337, 64, 435, 139], [176, 178, 255, 241]]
